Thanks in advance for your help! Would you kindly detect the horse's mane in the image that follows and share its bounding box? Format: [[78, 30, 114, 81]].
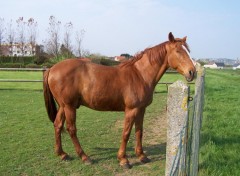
[[119, 41, 168, 68], [119, 40, 190, 68]]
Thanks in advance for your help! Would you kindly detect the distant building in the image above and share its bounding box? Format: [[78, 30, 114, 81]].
[[114, 56, 127, 62], [0, 43, 36, 57], [233, 63, 240, 70], [204, 62, 225, 69]]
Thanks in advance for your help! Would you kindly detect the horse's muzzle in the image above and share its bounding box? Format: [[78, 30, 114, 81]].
[[185, 70, 195, 82]]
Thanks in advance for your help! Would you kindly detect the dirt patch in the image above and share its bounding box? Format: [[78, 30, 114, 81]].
[[144, 110, 167, 145], [114, 110, 167, 145]]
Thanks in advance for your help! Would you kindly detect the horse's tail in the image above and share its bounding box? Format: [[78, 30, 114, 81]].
[[43, 69, 57, 123]]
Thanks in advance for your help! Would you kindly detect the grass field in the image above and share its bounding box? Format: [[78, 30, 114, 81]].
[[199, 69, 240, 176], [0, 71, 43, 90], [0, 70, 187, 176], [1, 69, 239, 175]]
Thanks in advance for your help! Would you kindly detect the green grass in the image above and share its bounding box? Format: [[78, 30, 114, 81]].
[[199, 69, 240, 176], [0, 71, 43, 90], [2, 69, 238, 175], [0, 71, 171, 175]]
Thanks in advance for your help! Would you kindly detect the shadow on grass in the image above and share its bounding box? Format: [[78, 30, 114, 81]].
[[90, 143, 166, 166], [154, 90, 168, 94]]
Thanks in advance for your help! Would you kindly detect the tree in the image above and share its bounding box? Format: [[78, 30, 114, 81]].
[[16, 17, 27, 56], [0, 18, 5, 55], [6, 19, 15, 57], [120, 53, 132, 59], [45, 15, 61, 57], [27, 18, 38, 56], [75, 29, 85, 57], [35, 44, 49, 64], [63, 22, 73, 58], [60, 44, 74, 58]]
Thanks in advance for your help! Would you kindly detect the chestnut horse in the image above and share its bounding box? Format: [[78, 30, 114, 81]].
[[43, 32, 196, 168]]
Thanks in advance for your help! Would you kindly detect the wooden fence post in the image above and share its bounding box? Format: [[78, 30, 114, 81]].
[[189, 65, 205, 176], [165, 80, 189, 176]]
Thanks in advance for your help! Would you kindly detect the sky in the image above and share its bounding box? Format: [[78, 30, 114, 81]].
[[1, 0, 240, 59]]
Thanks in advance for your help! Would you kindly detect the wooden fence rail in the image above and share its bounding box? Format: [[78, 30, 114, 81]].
[[0, 68, 46, 83], [0, 68, 195, 85], [0, 68, 47, 71]]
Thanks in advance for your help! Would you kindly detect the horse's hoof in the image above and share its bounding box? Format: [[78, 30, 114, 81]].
[[61, 154, 71, 161], [120, 162, 132, 169], [83, 158, 93, 165], [140, 156, 151, 164]]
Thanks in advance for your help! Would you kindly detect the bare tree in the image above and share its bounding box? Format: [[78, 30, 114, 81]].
[[6, 19, 15, 57], [27, 18, 38, 55], [16, 17, 26, 56], [63, 22, 73, 57], [0, 18, 5, 55], [45, 15, 61, 57], [75, 29, 85, 57]]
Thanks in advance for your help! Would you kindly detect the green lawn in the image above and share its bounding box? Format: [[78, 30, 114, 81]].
[[0, 70, 170, 176], [199, 69, 240, 176], [1, 69, 239, 175], [0, 71, 43, 90]]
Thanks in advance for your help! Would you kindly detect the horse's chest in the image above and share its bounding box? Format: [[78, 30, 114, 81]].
[[124, 87, 153, 108]]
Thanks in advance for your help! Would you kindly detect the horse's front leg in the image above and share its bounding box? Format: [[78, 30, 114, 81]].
[[117, 108, 138, 168], [134, 108, 151, 163]]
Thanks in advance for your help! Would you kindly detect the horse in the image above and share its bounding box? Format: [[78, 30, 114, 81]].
[[43, 32, 196, 168]]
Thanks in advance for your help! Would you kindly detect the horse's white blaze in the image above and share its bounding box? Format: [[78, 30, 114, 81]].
[[182, 45, 196, 66]]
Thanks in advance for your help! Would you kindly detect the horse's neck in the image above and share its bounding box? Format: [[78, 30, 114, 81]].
[[134, 54, 168, 88]]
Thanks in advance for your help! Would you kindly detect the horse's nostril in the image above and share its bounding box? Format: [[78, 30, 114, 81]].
[[189, 70, 193, 77]]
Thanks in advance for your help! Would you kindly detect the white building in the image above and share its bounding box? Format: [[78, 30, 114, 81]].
[[204, 62, 225, 69], [1, 43, 35, 56], [233, 63, 240, 70]]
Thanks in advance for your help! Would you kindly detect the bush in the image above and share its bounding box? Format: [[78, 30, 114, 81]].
[[92, 58, 120, 66], [34, 54, 51, 65], [48, 56, 66, 64], [0, 63, 25, 68], [42, 62, 54, 68], [25, 64, 42, 68], [0, 56, 35, 64]]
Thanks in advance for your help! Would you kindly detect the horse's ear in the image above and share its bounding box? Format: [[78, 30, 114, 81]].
[[168, 32, 175, 42], [183, 36, 187, 42]]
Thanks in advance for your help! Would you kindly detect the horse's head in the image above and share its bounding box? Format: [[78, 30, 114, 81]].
[[166, 32, 196, 82]]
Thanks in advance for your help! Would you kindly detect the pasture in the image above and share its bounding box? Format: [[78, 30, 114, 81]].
[[0, 70, 186, 176], [199, 69, 240, 176], [0, 69, 239, 175]]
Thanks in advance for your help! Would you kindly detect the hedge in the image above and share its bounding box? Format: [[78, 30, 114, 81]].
[[0, 56, 35, 64], [0, 63, 25, 68]]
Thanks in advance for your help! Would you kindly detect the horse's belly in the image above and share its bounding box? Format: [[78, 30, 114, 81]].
[[81, 94, 125, 111], [84, 101, 125, 111]]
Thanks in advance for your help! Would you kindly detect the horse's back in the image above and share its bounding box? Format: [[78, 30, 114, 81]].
[[48, 59, 124, 110]]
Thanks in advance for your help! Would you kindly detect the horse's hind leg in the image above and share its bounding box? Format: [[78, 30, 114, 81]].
[[54, 107, 68, 160], [64, 106, 92, 164]]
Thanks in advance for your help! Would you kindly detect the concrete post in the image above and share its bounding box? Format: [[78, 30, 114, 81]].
[[165, 80, 189, 176]]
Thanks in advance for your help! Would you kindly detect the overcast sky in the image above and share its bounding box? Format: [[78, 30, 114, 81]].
[[1, 0, 240, 59]]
